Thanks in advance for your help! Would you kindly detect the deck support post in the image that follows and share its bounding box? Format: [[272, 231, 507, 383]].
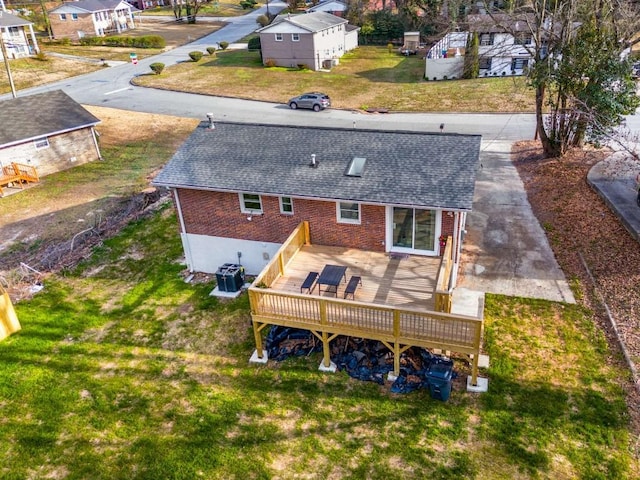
[[470, 353, 479, 386], [321, 331, 331, 368], [253, 321, 264, 359]]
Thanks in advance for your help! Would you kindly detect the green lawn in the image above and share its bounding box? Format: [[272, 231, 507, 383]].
[[134, 46, 536, 112], [0, 190, 636, 477]]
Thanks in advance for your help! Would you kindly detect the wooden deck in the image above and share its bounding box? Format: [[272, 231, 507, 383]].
[[270, 245, 441, 310], [249, 222, 484, 383]]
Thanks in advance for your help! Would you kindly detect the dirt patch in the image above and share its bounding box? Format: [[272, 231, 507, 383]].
[[0, 107, 198, 298], [127, 19, 225, 49], [512, 141, 640, 435]]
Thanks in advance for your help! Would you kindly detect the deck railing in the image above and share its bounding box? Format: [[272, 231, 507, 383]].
[[250, 289, 482, 355], [434, 236, 453, 313], [252, 221, 309, 288]]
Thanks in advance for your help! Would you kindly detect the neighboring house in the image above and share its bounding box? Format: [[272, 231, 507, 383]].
[[126, 0, 166, 10], [152, 121, 481, 278], [257, 12, 359, 70], [306, 0, 347, 17], [426, 13, 535, 80], [0, 90, 101, 178], [48, 0, 137, 41], [0, 10, 39, 59]]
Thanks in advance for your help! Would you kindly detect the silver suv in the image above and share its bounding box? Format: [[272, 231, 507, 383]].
[[288, 92, 331, 112]]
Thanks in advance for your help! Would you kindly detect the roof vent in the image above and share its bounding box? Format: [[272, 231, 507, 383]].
[[345, 157, 366, 177], [309, 153, 318, 168], [206, 113, 214, 129]]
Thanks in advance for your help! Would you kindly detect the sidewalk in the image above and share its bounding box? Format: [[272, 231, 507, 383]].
[[587, 152, 640, 243]]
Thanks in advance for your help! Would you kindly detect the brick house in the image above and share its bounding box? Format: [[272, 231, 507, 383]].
[[48, 0, 137, 41], [0, 90, 101, 178], [0, 10, 39, 59], [152, 122, 481, 278], [257, 12, 359, 70]]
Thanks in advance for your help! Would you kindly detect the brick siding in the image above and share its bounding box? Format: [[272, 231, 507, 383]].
[[177, 189, 387, 252], [50, 14, 95, 40]]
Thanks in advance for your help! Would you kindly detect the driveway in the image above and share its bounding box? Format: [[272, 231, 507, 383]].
[[459, 141, 576, 303]]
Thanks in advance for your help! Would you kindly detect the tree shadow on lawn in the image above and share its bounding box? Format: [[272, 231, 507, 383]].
[[354, 56, 425, 84]]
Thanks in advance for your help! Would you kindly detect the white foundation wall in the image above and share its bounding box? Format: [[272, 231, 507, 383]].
[[181, 233, 282, 276]]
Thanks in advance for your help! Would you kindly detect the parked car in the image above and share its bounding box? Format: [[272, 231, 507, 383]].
[[288, 93, 331, 112]]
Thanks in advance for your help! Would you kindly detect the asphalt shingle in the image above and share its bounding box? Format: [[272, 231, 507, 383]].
[[153, 122, 482, 211], [0, 90, 101, 147]]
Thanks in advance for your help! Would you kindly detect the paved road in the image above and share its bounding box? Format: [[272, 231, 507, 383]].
[[8, 9, 640, 303]]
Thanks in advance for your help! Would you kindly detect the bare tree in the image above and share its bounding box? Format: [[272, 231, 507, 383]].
[[483, 0, 640, 157]]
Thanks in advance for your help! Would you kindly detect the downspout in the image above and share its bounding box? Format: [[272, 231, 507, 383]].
[[173, 188, 195, 272], [451, 211, 465, 287], [90, 127, 102, 160]]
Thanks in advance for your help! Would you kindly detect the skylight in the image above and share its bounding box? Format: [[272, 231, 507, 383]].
[[345, 157, 366, 177]]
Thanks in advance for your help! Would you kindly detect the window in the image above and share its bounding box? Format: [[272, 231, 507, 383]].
[[60, 13, 67, 20], [479, 33, 494, 46], [279, 196, 293, 214], [275, 33, 283, 42], [34, 137, 49, 150], [511, 58, 529, 71], [291, 33, 299, 42], [240, 193, 262, 213], [479, 57, 492, 70], [337, 202, 360, 224], [72, 13, 78, 20], [513, 33, 532, 45]]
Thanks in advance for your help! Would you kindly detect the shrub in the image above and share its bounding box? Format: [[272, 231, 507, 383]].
[[34, 51, 48, 61], [247, 37, 261, 51], [219, 41, 229, 50], [387, 42, 393, 53], [256, 14, 269, 27], [79, 35, 165, 49], [189, 51, 203, 62], [297, 64, 308, 70], [240, 0, 257, 8], [149, 62, 165, 74], [206, 46, 217, 55], [265, 58, 277, 67]]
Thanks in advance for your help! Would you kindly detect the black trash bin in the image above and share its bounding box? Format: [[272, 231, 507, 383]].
[[426, 360, 453, 401], [215, 263, 245, 292]]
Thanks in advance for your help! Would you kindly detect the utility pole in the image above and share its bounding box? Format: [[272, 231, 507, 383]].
[[0, 33, 17, 98]]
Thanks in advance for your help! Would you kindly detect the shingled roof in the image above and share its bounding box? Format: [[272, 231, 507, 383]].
[[49, 0, 136, 13], [0, 11, 32, 27], [0, 90, 100, 148], [261, 11, 347, 33], [153, 122, 481, 211]]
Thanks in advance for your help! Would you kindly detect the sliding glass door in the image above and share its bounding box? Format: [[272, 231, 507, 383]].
[[390, 207, 438, 254]]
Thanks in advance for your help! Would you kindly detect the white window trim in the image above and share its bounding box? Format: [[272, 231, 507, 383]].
[[34, 137, 50, 150], [336, 201, 361, 225], [279, 196, 294, 215], [60, 13, 67, 20], [239, 193, 263, 214], [72, 13, 79, 21], [291, 33, 299, 42], [275, 33, 283, 42]]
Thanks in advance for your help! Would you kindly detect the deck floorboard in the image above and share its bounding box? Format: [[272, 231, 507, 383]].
[[271, 245, 440, 310]]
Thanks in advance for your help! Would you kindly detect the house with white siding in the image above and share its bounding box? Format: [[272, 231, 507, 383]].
[[257, 12, 359, 71]]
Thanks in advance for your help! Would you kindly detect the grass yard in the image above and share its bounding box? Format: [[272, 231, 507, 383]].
[[0, 204, 636, 478], [0, 56, 101, 96], [140, 0, 261, 17], [0, 107, 636, 477], [133, 46, 536, 112]]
